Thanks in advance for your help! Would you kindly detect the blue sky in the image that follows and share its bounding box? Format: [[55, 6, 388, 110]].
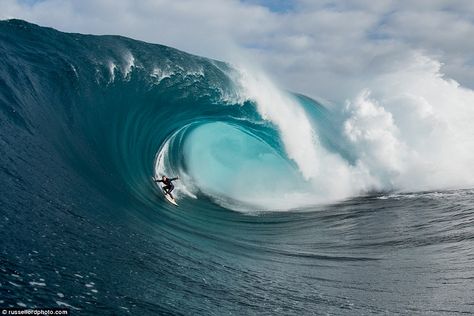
[[23, 0, 296, 13], [241, 0, 295, 13]]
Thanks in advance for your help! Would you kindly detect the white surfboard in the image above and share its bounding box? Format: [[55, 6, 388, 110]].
[[163, 190, 178, 206]]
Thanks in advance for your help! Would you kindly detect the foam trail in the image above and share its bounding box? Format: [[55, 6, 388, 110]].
[[155, 135, 197, 200]]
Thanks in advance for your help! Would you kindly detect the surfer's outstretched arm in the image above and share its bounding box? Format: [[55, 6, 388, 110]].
[[170, 177, 179, 181], [154, 178, 163, 183]]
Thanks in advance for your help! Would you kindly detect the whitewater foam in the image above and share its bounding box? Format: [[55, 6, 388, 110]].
[[233, 67, 321, 179], [151, 67, 174, 83], [123, 52, 135, 79], [220, 55, 474, 209], [342, 55, 474, 192], [108, 61, 117, 82]]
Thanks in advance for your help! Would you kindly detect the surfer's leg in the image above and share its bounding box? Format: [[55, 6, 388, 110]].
[[168, 185, 175, 199]]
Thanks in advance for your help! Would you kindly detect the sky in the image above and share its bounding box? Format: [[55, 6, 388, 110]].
[[2, 0, 474, 103]]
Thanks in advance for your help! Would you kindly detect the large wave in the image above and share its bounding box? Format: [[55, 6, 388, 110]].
[[1, 19, 474, 214], [158, 56, 474, 211]]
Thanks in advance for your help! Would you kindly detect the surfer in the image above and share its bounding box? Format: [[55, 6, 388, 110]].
[[154, 175, 179, 199]]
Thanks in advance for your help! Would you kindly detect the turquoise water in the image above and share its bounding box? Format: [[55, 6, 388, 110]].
[[1, 20, 473, 315]]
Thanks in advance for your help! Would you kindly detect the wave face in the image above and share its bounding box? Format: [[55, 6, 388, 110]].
[[1, 20, 474, 315]]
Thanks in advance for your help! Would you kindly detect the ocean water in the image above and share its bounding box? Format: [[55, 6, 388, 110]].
[[1, 20, 473, 315]]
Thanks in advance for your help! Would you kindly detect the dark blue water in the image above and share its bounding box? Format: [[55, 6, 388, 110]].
[[1, 20, 473, 315]]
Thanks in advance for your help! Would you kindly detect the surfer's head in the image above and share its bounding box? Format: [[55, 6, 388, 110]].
[[162, 175, 167, 181]]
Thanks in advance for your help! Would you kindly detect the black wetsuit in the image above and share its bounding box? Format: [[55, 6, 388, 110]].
[[155, 177, 178, 198]]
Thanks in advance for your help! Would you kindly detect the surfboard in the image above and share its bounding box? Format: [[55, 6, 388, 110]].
[[163, 189, 178, 206]]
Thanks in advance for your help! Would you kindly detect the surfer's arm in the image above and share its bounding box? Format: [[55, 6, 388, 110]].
[[154, 179, 163, 183], [170, 177, 179, 181]]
